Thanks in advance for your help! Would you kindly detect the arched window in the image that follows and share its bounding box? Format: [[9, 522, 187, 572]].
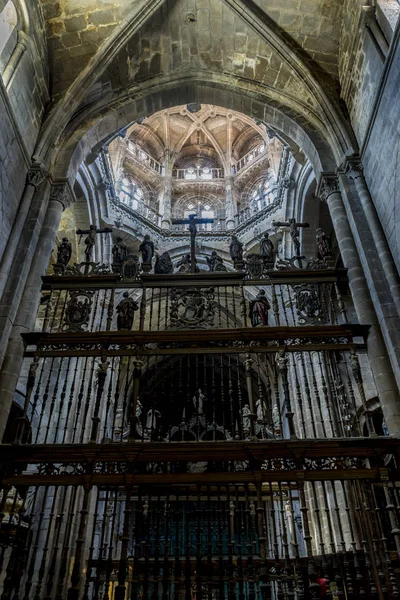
[[0, 1, 18, 64], [117, 177, 144, 211], [249, 178, 275, 213]]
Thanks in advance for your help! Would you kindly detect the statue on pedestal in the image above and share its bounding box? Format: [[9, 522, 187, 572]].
[[116, 292, 139, 330], [112, 236, 128, 264], [155, 251, 174, 274], [249, 289, 270, 327], [139, 234, 154, 265], [229, 235, 243, 262], [260, 233, 275, 262]]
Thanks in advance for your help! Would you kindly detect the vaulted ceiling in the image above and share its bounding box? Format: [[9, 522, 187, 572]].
[[40, 0, 345, 108]]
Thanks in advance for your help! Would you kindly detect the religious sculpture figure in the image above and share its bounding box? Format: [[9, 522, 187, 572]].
[[171, 213, 213, 273], [256, 398, 268, 422], [249, 289, 270, 327], [207, 251, 228, 272], [146, 407, 161, 433], [84, 225, 97, 261], [272, 218, 309, 263], [76, 224, 113, 262], [116, 292, 139, 330], [139, 234, 154, 264], [316, 227, 333, 259], [188, 213, 198, 247], [176, 253, 200, 273], [154, 251, 174, 274], [192, 388, 205, 415], [229, 235, 243, 262], [241, 404, 251, 432], [56, 237, 72, 270], [112, 236, 128, 264], [272, 404, 281, 436], [260, 233, 275, 261]]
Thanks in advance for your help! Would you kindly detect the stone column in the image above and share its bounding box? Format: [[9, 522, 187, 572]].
[[0, 161, 47, 297], [2, 31, 29, 88], [225, 175, 237, 230], [345, 159, 400, 319], [0, 182, 72, 440], [319, 175, 400, 433], [161, 176, 172, 230]]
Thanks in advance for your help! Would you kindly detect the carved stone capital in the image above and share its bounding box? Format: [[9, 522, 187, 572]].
[[362, 5, 376, 28], [318, 175, 340, 202], [346, 161, 364, 182], [26, 162, 48, 188], [50, 181, 73, 210]]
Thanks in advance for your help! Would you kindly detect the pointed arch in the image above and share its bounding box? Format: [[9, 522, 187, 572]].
[[34, 0, 168, 162], [222, 0, 355, 154]]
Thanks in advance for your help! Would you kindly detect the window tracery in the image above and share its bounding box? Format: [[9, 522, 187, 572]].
[[0, 0, 18, 65]]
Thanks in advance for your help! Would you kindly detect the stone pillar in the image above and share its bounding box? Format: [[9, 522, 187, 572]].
[[0, 170, 51, 367], [225, 175, 237, 230], [161, 176, 172, 230], [2, 31, 29, 88], [319, 175, 400, 433], [0, 162, 47, 297], [0, 182, 72, 440], [345, 159, 400, 319]]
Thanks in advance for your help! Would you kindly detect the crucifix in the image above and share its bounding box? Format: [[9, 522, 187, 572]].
[[272, 218, 310, 267], [171, 213, 214, 273], [76, 224, 113, 263]]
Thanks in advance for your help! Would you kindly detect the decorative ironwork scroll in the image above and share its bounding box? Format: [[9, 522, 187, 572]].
[[170, 287, 216, 329]]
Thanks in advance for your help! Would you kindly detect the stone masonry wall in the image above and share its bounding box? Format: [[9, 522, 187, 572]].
[[362, 30, 400, 274], [0, 0, 49, 261]]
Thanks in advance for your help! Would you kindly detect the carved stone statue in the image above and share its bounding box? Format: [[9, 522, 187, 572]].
[[249, 289, 270, 327], [154, 251, 174, 274], [316, 227, 332, 259], [260, 232, 275, 261], [139, 234, 154, 264], [56, 237, 72, 270], [112, 236, 128, 264], [116, 292, 139, 330], [207, 251, 228, 272], [229, 235, 243, 262]]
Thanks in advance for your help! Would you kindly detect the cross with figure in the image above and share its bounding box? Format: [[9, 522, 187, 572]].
[[272, 218, 309, 266], [171, 213, 214, 273], [76, 224, 113, 262]]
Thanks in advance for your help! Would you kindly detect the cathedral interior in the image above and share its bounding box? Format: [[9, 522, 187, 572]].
[[1, 0, 400, 598]]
